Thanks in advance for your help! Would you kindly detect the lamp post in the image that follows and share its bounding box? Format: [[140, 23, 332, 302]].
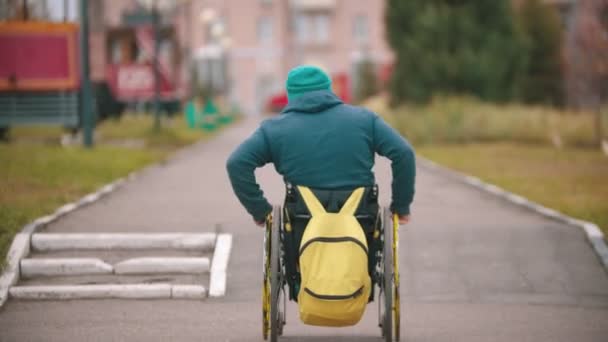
[[198, 7, 231, 96], [79, 0, 94, 147], [152, 2, 161, 131], [136, 0, 167, 131], [137, 0, 193, 131]]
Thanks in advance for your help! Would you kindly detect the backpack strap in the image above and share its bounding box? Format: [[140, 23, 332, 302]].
[[339, 187, 365, 216], [298, 186, 326, 216]]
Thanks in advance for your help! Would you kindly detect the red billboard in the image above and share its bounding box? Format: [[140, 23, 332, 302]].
[[0, 22, 79, 92]]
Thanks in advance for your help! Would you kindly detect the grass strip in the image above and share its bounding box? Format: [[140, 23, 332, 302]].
[[1, 114, 229, 265], [417, 143, 608, 236]]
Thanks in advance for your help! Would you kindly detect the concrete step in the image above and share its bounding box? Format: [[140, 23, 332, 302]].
[[31, 233, 216, 252], [10, 284, 207, 300], [17, 272, 209, 287], [28, 248, 211, 265], [20, 257, 211, 278], [114, 257, 210, 275], [21, 258, 113, 278], [4, 232, 231, 302]]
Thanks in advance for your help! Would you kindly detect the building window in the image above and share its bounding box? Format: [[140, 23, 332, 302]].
[[260, 0, 273, 5], [258, 16, 274, 43], [295, 13, 310, 43], [295, 13, 330, 44], [111, 40, 123, 64], [353, 14, 368, 44], [314, 13, 330, 43]]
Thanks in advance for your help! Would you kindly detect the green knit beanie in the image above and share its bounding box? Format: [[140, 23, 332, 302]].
[[286, 65, 332, 100]]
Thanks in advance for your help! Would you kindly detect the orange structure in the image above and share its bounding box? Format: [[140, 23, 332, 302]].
[[0, 21, 79, 92]]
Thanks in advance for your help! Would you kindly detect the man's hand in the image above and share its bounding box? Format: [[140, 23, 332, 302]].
[[255, 219, 265, 228], [398, 214, 410, 225]]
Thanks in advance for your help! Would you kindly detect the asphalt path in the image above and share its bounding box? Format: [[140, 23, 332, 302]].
[[1, 118, 607, 342]]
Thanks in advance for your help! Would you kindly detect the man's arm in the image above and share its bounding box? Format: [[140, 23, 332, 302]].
[[372, 115, 416, 217], [226, 127, 273, 223]]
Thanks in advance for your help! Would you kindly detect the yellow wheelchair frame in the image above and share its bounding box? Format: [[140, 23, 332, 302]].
[[262, 206, 401, 341]]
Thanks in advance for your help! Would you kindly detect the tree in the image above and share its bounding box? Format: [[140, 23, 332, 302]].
[[517, 0, 563, 106], [354, 58, 379, 103], [565, 0, 608, 145], [385, 0, 528, 105]]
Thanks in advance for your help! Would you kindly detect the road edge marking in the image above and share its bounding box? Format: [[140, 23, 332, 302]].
[[417, 157, 608, 271], [209, 234, 233, 297]]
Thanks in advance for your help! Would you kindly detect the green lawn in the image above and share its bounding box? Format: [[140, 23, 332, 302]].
[[417, 143, 608, 235], [1, 114, 225, 265]]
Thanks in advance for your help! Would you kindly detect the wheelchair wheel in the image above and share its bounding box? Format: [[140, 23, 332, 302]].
[[381, 208, 401, 341], [263, 206, 284, 341], [270, 206, 283, 341]]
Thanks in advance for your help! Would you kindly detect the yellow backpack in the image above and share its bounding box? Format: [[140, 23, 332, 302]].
[[297, 186, 371, 327]]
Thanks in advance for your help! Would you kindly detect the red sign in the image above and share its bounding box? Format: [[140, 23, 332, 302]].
[[0, 22, 79, 92], [106, 63, 176, 101]]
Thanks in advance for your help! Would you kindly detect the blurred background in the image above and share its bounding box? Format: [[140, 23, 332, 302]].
[[0, 0, 607, 261], [0, 0, 392, 119]]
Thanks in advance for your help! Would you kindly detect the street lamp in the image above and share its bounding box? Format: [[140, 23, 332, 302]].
[[197, 7, 232, 96], [199, 8, 217, 24], [79, 0, 93, 147], [135, 0, 162, 131], [136, 0, 191, 131]]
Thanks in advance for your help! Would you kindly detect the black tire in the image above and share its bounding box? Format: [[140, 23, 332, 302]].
[[270, 206, 282, 342], [383, 208, 393, 342]]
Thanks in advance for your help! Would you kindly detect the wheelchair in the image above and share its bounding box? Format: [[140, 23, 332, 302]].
[[262, 184, 401, 341]]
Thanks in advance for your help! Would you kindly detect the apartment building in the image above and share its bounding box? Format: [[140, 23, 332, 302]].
[[3, 0, 392, 114], [54, 0, 390, 114], [191, 0, 392, 114]]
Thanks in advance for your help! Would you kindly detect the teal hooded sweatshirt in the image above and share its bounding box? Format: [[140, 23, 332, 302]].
[[226, 90, 416, 223]]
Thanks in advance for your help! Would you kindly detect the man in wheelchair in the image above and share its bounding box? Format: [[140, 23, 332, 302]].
[[226, 65, 415, 337], [226, 65, 415, 226]]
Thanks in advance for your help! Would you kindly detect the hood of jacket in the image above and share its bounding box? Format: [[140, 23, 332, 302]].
[[281, 90, 343, 114]]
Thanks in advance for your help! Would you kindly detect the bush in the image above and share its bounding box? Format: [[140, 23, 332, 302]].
[[385, 0, 528, 105], [354, 58, 379, 104], [516, 0, 564, 106], [367, 95, 608, 147]]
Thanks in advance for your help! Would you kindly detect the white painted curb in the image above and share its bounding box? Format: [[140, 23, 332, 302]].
[[0, 233, 30, 307], [31, 233, 216, 251], [418, 157, 608, 270], [9, 284, 208, 300], [20, 258, 113, 278], [114, 257, 210, 275], [209, 234, 232, 297]]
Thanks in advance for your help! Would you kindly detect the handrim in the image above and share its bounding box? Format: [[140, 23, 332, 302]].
[[383, 208, 393, 342]]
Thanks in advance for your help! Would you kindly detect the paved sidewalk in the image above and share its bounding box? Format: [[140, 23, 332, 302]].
[[1, 119, 607, 342]]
